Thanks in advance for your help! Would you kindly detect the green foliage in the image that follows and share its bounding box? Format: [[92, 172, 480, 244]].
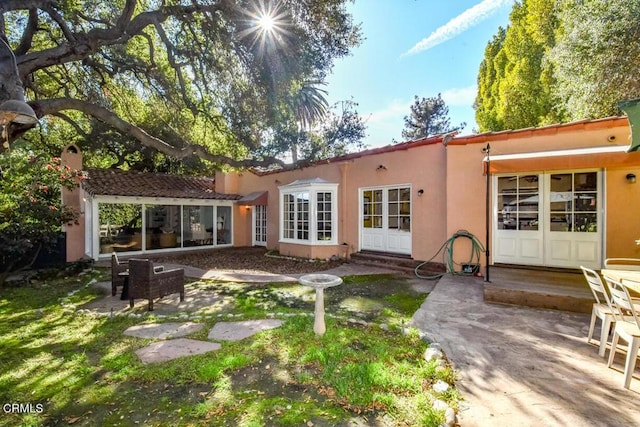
[[0, 148, 82, 279], [5, 0, 362, 169], [401, 94, 465, 140], [475, 0, 640, 131], [263, 99, 366, 162], [549, 0, 640, 120], [475, 28, 507, 131], [475, 0, 562, 132]]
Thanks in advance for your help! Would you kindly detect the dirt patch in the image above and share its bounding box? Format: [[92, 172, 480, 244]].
[[153, 247, 345, 275]]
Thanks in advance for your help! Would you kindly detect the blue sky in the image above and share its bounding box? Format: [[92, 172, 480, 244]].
[[325, 0, 515, 148]]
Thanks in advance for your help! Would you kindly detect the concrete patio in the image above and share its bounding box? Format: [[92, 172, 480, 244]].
[[412, 274, 640, 427]]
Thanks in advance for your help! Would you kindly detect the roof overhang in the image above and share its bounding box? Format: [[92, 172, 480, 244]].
[[236, 191, 268, 206], [483, 145, 640, 173]]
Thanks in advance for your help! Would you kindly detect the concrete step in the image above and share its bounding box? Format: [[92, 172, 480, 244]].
[[349, 252, 445, 277], [483, 266, 592, 313]]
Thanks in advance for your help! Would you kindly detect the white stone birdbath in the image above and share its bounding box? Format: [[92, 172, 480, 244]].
[[299, 273, 343, 336]]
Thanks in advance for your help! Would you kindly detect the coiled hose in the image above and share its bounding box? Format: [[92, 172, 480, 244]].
[[415, 230, 486, 280]]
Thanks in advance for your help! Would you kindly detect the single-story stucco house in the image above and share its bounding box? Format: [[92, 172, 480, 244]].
[[61, 115, 640, 271]]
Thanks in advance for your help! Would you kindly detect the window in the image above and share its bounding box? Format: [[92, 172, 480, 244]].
[[362, 189, 382, 228], [387, 187, 411, 231], [96, 199, 232, 255], [282, 191, 309, 241], [182, 206, 213, 247], [317, 192, 332, 240], [279, 179, 338, 245], [98, 202, 142, 254], [497, 175, 539, 231], [550, 172, 597, 232]]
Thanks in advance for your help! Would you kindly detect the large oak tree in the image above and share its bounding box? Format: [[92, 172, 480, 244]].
[[0, 0, 360, 169]]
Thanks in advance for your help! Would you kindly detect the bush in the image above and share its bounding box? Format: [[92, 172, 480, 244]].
[[0, 148, 83, 283]]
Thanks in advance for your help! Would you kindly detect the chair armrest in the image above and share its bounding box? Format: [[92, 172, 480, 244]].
[[155, 267, 182, 276]]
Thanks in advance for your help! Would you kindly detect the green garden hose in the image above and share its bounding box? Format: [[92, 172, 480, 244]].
[[414, 230, 486, 280]]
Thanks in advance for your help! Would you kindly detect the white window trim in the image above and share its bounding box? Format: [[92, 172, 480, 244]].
[[278, 182, 339, 245], [89, 195, 235, 259]]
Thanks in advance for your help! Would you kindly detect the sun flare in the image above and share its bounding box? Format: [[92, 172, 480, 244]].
[[257, 13, 276, 33]]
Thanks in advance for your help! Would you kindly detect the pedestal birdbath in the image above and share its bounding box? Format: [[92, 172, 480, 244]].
[[299, 274, 343, 336]]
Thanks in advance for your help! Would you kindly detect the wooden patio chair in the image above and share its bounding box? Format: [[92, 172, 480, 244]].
[[128, 259, 185, 311], [111, 252, 128, 296]]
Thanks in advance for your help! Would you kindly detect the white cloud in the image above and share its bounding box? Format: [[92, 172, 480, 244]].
[[441, 85, 477, 107], [363, 99, 411, 145], [404, 0, 514, 56]]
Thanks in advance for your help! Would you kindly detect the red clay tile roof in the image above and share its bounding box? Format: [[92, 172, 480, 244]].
[[446, 116, 629, 146], [83, 168, 240, 200], [251, 116, 629, 175]]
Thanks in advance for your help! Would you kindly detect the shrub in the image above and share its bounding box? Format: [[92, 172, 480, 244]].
[[0, 148, 83, 283]]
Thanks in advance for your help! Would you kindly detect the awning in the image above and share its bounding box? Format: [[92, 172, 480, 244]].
[[236, 191, 268, 206], [619, 98, 640, 152], [483, 145, 640, 173]]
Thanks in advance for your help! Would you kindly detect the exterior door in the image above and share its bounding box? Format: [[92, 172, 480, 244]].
[[494, 175, 544, 265], [493, 171, 601, 268], [252, 205, 267, 246], [544, 172, 601, 268], [360, 186, 412, 254]]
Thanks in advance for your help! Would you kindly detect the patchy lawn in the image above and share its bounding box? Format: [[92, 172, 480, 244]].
[[0, 268, 459, 426]]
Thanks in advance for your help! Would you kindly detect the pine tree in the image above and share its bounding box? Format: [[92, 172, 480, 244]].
[[401, 94, 465, 140]]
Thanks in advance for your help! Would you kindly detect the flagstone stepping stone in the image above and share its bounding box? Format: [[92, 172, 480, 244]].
[[135, 338, 221, 364], [208, 319, 284, 342], [124, 322, 203, 339]]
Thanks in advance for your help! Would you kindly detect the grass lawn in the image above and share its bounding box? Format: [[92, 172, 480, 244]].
[[0, 267, 459, 426]]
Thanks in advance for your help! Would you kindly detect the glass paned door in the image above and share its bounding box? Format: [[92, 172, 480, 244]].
[[360, 187, 412, 254], [253, 205, 267, 246], [497, 175, 539, 231], [494, 171, 601, 268], [494, 175, 543, 265], [545, 172, 600, 268]]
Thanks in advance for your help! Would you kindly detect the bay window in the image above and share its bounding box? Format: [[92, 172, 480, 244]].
[[279, 179, 338, 245]]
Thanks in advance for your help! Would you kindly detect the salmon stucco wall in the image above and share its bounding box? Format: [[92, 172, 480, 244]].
[[61, 145, 86, 262], [606, 167, 640, 259], [233, 204, 253, 247], [445, 144, 488, 268], [223, 142, 448, 262]]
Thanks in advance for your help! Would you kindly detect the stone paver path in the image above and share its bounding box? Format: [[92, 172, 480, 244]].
[[124, 322, 203, 339], [135, 338, 222, 364], [130, 319, 285, 364], [208, 319, 284, 341]]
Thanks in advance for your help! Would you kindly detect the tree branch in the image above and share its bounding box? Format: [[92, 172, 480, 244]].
[[51, 112, 89, 138], [15, 8, 38, 56], [33, 98, 284, 168], [17, 2, 226, 80], [0, 0, 54, 12], [43, 5, 76, 43]]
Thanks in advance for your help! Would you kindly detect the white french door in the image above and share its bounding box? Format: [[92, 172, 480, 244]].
[[494, 175, 544, 265], [494, 171, 601, 269], [360, 186, 412, 255], [544, 172, 601, 268], [252, 205, 267, 246]]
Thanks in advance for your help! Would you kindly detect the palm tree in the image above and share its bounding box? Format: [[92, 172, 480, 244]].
[[288, 80, 329, 162]]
